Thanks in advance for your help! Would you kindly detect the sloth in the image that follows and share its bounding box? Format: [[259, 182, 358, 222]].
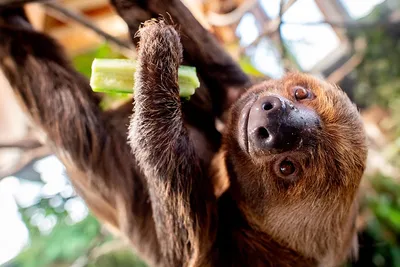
[[0, 8, 367, 267], [128, 21, 368, 267]]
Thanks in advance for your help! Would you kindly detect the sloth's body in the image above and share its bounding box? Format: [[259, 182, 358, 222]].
[[0, 10, 367, 267], [127, 22, 367, 267]]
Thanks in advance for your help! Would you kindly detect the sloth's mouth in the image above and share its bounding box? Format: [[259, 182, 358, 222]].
[[238, 94, 258, 154]]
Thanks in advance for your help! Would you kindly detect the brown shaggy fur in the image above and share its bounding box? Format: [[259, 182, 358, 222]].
[[0, 7, 367, 267]]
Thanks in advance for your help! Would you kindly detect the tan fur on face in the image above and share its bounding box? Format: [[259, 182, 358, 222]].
[[218, 72, 367, 266], [210, 149, 230, 198]]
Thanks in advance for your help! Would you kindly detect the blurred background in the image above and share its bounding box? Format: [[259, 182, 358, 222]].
[[0, 0, 399, 266]]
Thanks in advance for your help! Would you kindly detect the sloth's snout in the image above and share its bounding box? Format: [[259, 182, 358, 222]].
[[247, 95, 319, 154]]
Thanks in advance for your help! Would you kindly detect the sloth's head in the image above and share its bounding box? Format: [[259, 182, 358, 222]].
[[219, 72, 368, 261]]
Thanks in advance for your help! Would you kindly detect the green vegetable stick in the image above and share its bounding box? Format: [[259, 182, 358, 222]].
[[90, 58, 200, 97]]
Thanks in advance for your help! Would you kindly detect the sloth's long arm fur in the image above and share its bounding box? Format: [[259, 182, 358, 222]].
[[129, 21, 218, 266]]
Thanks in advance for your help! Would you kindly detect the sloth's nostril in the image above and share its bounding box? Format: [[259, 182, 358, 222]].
[[262, 102, 274, 111], [257, 127, 270, 140]]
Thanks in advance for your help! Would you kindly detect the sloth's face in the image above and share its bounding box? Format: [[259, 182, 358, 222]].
[[224, 73, 367, 256]]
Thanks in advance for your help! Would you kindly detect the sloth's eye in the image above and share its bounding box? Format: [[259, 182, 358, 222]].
[[279, 160, 295, 176], [294, 86, 309, 100]]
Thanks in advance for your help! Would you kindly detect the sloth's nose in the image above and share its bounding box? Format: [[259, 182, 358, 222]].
[[247, 95, 301, 154]]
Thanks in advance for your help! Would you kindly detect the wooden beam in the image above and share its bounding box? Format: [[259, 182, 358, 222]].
[[206, 0, 257, 27], [48, 14, 129, 55], [61, 0, 108, 11], [326, 37, 366, 83], [180, 0, 211, 30], [24, 3, 46, 30], [251, 1, 271, 32], [43, 2, 131, 49], [244, 0, 297, 49]]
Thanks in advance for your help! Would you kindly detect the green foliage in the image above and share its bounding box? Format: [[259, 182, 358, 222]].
[[9, 185, 146, 267], [350, 4, 400, 137], [10, 190, 102, 267], [87, 250, 147, 267], [238, 56, 266, 77], [350, 1, 400, 166], [333, 3, 400, 266], [352, 27, 400, 110], [14, 214, 101, 267], [349, 8, 400, 258], [360, 175, 400, 267]]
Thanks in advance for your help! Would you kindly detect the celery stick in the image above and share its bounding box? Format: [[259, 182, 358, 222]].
[[90, 59, 200, 97]]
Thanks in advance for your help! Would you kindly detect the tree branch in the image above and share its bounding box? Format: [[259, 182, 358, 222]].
[[70, 232, 108, 267], [206, 0, 258, 27], [0, 145, 52, 179], [243, 0, 297, 51], [0, 138, 42, 150], [43, 2, 133, 52], [327, 37, 367, 84], [277, 0, 288, 71], [1, 1, 134, 56]]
